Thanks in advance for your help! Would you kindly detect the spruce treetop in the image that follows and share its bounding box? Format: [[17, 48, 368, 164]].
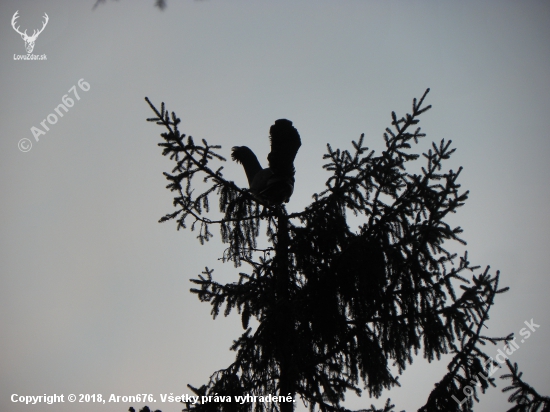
[[136, 90, 545, 412]]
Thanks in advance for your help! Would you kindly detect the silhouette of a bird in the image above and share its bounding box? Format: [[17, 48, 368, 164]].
[[232, 119, 301, 205]]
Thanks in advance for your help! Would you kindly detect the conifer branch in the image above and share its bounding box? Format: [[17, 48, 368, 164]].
[[140, 90, 535, 412], [500, 360, 550, 412], [145, 97, 280, 265]]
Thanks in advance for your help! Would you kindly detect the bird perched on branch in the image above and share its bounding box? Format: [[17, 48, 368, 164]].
[[232, 119, 301, 205]]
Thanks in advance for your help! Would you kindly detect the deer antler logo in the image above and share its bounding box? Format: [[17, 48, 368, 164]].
[[12, 11, 49, 54]]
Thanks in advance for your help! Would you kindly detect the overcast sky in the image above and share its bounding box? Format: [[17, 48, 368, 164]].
[[1, 1, 549, 411]]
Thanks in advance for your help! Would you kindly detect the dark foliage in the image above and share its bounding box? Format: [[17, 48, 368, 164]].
[[92, 0, 166, 11], [133, 91, 547, 412], [500, 361, 550, 412], [129, 406, 162, 412]]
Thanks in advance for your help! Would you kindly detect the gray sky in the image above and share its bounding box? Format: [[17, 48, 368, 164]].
[[1, 1, 549, 411]]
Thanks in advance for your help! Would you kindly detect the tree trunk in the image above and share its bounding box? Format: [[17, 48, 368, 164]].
[[275, 209, 295, 412]]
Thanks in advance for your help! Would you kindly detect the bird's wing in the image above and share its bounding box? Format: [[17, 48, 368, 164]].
[[267, 119, 301, 179]]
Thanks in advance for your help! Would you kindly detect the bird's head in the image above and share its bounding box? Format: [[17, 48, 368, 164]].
[[231, 146, 263, 187], [231, 146, 255, 164]]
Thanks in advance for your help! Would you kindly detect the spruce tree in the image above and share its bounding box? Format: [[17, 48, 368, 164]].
[[137, 90, 547, 412]]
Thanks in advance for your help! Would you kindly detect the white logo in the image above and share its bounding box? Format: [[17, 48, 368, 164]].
[[12, 10, 49, 54]]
